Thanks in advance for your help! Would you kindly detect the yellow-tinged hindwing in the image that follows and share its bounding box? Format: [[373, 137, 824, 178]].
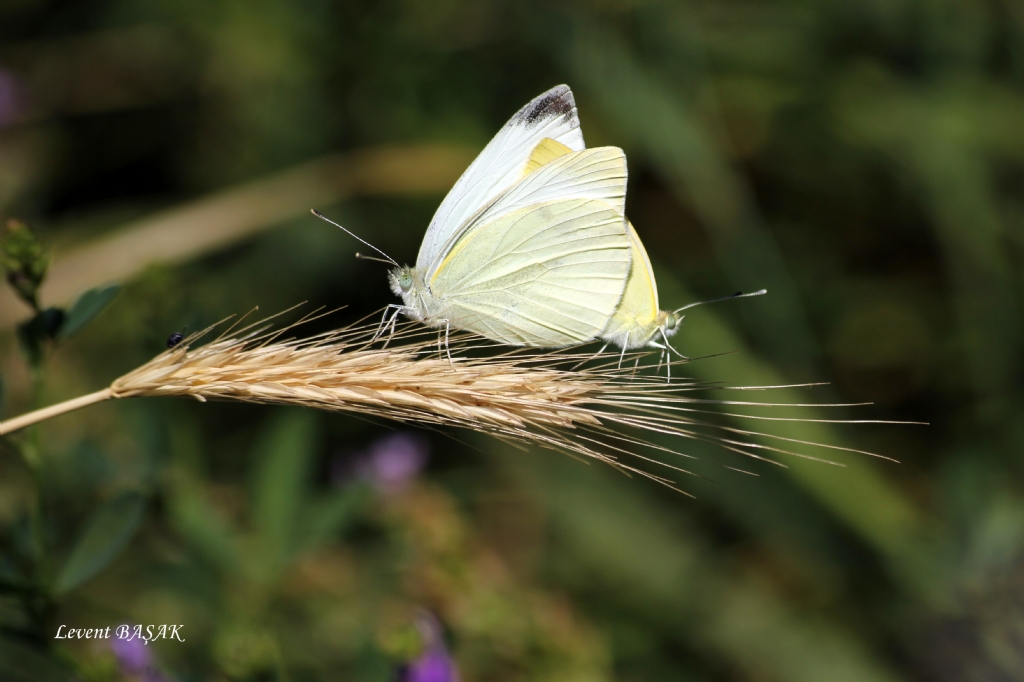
[[521, 138, 574, 177], [519, 138, 669, 350], [603, 221, 662, 341]]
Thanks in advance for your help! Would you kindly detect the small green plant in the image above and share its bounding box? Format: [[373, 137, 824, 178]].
[[1, 219, 120, 373], [0, 218, 126, 682]]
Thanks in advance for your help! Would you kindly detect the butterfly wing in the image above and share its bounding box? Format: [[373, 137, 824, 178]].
[[520, 137, 575, 177], [429, 198, 631, 346], [415, 86, 586, 271], [426, 146, 627, 278], [601, 221, 663, 348], [515, 139, 663, 349]]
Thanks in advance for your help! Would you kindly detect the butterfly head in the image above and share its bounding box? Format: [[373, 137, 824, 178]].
[[659, 310, 682, 339], [389, 266, 415, 296], [389, 266, 437, 323]]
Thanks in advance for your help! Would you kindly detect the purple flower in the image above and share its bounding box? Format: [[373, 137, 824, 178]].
[[109, 631, 173, 681], [110, 632, 151, 675], [332, 432, 429, 495], [401, 613, 460, 682], [404, 649, 458, 682]]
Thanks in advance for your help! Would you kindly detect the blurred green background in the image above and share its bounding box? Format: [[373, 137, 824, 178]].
[[1, 0, 1022, 680]]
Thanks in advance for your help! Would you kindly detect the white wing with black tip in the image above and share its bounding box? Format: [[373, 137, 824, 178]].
[[415, 85, 586, 271], [425, 146, 627, 279]]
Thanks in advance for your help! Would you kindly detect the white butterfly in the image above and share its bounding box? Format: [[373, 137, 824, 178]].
[[518, 139, 766, 376], [314, 84, 762, 359], [385, 85, 633, 347]]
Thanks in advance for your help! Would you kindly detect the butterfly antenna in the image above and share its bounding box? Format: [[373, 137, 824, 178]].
[[311, 209, 398, 266], [659, 290, 766, 366], [672, 288, 767, 315], [355, 253, 397, 265]]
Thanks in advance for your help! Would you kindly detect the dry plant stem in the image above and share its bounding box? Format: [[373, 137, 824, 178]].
[[0, 144, 474, 330], [0, 316, 902, 488], [0, 389, 112, 435]]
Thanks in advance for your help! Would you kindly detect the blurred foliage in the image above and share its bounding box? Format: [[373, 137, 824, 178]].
[[1, 218, 47, 310], [1, 0, 1023, 680]]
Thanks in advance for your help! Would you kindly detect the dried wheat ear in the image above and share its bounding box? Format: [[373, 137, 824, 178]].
[[0, 310, 904, 493]]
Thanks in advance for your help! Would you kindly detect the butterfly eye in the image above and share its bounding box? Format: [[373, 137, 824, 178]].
[[664, 314, 679, 331], [399, 271, 413, 292]]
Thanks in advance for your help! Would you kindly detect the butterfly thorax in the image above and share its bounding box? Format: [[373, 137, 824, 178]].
[[390, 265, 450, 327], [604, 309, 681, 350]]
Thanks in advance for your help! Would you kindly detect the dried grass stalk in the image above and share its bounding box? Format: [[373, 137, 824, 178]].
[[0, 311, 901, 491]]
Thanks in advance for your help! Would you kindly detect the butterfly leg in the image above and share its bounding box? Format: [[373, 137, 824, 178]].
[[444, 320, 453, 367], [373, 304, 404, 342], [648, 339, 670, 382], [617, 332, 630, 369], [380, 306, 405, 349], [434, 319, 453, 367], [659, 328, 690, 384], [371, 306, 392, 341], [660, 328, 690, 361]]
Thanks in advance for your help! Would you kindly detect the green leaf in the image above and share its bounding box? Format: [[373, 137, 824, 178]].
[[53, 491, 146, 595], [0, 636, 74, 682], [168, 471, 239, 573], [250, 410, 317, 576], [17, 308, 66, 367], [57, 284, 120, 340], [292, 485, 369, 556], [163, 419, 239, 571]]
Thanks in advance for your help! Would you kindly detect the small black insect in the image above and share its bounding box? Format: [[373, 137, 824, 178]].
[[166, 331, 185, 349]]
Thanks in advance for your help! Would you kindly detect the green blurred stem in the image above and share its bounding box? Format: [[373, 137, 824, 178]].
[[22, 363, 47, 589], [26, 363, 51, 588], [0, 389, 112, 436]]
